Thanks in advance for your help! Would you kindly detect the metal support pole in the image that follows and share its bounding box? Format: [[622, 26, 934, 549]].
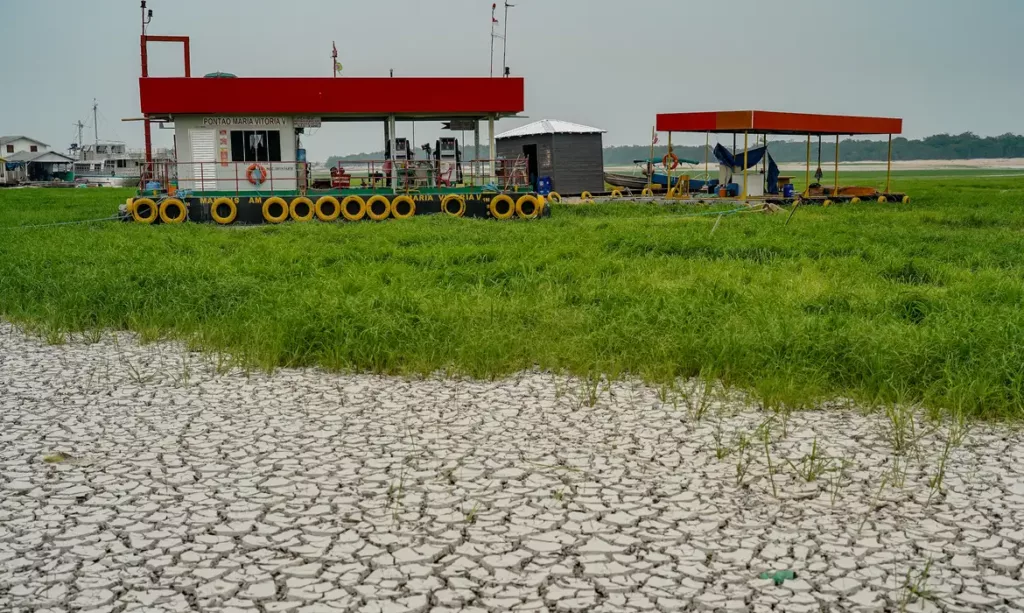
[[647, 126, 655, 192], [474, 121, 480, 184], [488, 114, 496, 182], [667, 131, 673, 193], [804, 134, 811, 198], [389, 115, 397, 194], [704, 131, 709, 181], [885, 133, 893, 195], [763, 134, 768, 192], [742, 131, 749, 201], [833, 135, 840, 197]]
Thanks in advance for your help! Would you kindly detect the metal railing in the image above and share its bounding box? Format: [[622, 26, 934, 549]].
[[139, 157, 532, 195]]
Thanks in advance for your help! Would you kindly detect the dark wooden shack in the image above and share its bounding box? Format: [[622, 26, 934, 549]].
[[495, 119, 605, 195]]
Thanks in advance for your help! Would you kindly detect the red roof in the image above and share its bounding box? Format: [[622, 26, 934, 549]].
[[656, 110, 902, 135], [139, 76, 524, 119]]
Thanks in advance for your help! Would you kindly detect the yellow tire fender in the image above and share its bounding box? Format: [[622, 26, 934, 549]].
[[850, 197, 861, 204], [159, 198, 187, 224], [546, 191, 561, 204], [580, 191, 594, 203], [290, 196, 315, 222], [262, 197, 289, 223], [641, 187, 654, 197], [610, 188, 623, 199], [488, 194, 515, 220], [211, 197, 237, 224], [131, 197, 158, 224], [366, 194, 391, 221], [515, 194, 541, 219], [441, 194, 466, 217], [391, 195, 416, 219], [878, 196, 888, 203], [314, 196, 341, 222], [823, 199, 833, 208], [341, 195, 366, 221], [902, 195, 911, 204]]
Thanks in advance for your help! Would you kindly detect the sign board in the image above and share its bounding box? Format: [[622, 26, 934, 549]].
[[201, 117, 288, 127], [294, 117, 322, 129], [443, 119, 477, 131]]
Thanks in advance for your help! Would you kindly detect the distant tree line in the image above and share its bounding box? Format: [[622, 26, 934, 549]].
[[602, 132, 1024, 166], [325, 133, 1024, 166]]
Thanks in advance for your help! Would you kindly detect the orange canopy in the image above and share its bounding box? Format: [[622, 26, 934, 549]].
[[656, 110, 902, 136]]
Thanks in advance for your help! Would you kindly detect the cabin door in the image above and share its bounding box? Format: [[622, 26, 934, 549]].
[[189, 129, 217, 191]]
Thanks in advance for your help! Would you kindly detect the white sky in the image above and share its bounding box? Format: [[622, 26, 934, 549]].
[[2, 0, 1022, 161]]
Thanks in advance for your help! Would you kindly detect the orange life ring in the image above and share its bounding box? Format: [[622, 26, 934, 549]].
[[662, 152, 679, 170], [246, 163, 268, 185]]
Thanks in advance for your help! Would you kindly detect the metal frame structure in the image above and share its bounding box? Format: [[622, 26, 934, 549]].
[[139, 1, 190, 171], [654, 110, 907, 204]]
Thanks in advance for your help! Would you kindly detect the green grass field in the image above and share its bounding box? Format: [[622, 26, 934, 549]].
[[2, 170, 1023, 419]]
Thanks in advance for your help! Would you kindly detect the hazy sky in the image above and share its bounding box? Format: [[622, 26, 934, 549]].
[[2, 0, 1022, 161]]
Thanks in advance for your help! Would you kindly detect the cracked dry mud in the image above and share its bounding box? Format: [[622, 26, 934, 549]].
[[2, 323, 1024, 613]]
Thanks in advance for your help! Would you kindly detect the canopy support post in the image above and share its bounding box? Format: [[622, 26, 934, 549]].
[[704, 131, 709, 181], [647, 126, 655, 193], [488, 114, 495, 183], [763, 133, 768, 192], [885, 133, 893, 195], [667, 131, 673, 194], [389, 115, 397, 194], [804, 134, 811, 198], [474, 120, 480, 185], [742, 131, 749, 202], [833, 135, 840, 197]]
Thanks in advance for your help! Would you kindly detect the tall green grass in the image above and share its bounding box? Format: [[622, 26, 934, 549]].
[[1, 173, 1023, 419]]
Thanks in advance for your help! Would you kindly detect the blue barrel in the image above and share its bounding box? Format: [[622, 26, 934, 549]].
[[783, 183, 795, 198], [296, 148, 307, 163], [536, 176, 552, 195]]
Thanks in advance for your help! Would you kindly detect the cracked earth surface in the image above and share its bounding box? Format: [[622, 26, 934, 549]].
[[2, 323, 1024, 613]]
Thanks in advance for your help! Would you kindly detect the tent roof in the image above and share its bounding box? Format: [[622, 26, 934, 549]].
[[496, 119, 605, 139], [656, 111, 902, 136]]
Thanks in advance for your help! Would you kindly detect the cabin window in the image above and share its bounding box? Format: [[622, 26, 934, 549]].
[[5, 145, 12, 153], [30, 145, 38, 152], [230, 130, 282, 163]]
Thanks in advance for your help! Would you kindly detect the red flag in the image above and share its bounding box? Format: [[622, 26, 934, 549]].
[[652, 133, 659, 145], [331, 41, 337, 59], [492, 17, 499, 22]]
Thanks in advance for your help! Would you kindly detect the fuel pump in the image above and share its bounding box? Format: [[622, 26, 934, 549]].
[[434, 137, 462, 185]]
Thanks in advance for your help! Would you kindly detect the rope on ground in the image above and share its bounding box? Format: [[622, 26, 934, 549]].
[[0, 215, 121, 230]]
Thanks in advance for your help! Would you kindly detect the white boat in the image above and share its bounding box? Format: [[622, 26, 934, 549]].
[[70, 101, 173, 187], [72, 143, 173, 187]]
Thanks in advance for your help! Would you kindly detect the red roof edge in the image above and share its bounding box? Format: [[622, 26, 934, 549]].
[[140, 76, 525, 117], [657, 110, 902, 135]]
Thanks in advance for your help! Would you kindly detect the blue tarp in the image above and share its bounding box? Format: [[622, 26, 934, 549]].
[[5, 162, 24, 171], [650, 173, 708, 192], [713, 143, 767, 169], [712, 144, 781, 195]]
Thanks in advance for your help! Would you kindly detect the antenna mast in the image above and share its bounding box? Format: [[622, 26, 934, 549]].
[[489, 3, 499, 77], [93, 100, 99, 148], [501, 2, 514, 77]]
